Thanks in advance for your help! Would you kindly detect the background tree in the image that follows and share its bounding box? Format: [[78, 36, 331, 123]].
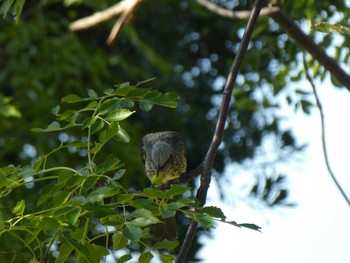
[[0, 0, 349, 262]]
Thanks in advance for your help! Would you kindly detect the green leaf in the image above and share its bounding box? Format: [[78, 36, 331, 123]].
[[96, 154, 123, 174], [227, 222, 261, 232], [139, 251, 154, 263], [0, 173, 8, 188], [66, 207, 81, 225], [130, 209, 159, 227], [194, 213, 213, 229], [0, 0, 15, 18], [81, 243, 109, 263], [117, 254, 132, 263], [131, 199, 159, 213], [90, 119, 105, 134], [152, 240, 179, 250], [159, 206, 176, 219], [113, 126, 130, 143], [202, 206, 226, 221], [159, 254, 176, 263], [82, 117, 97, 129], [112, 233, 128, 250], [57, 110, 77, 121], [13, 0, 25, 23], [99, 121, 119, 144], [99, 99, 121, 115], [55, 242, 74, 263], [13, 199, 25, 216], [142, 187, 169, 199], [51, 105, 60, 116], [139, 101, 153, 111], [61, 94, 85, 103], [87, 89, 98, 98], [122, 225, 143, 243], [106, 109, 135, 122], [112, 169, 126, 180], [86, 185, 120, 203], [100, 214, 124, 227], [312, 22, 350, 34], [62, 232, 90, 257], [91, 207, 116, 218], [166, 184, 190, 196], [150, 92, 179, 108]]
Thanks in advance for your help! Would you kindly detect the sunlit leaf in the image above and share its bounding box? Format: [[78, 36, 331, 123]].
[[112, 233, 128, 250], [122, 225, 142, 243]]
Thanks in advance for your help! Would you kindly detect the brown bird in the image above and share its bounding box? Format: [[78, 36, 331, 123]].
[[141, 131, 187, 241]]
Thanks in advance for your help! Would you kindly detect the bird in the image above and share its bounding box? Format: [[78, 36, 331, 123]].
[[141, 131, 187, 241]]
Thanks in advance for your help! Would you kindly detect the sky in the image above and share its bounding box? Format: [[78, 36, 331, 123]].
[[198, 80, 350, 263]]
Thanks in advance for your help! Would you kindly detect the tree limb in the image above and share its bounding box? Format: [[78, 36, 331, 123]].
[[303, 54, 350, 207], [175, 0, 266, 261]]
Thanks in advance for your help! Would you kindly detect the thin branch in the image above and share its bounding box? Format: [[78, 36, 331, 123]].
[[69, 0, 143, 44], [196, 0, 280, 19], [175, 0, 266, 262], [303, 54, 350, 207]]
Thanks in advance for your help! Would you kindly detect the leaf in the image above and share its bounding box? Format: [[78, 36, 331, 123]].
[[99, 121, 119, 144], [152, 240, 179, 250], [96, 154, 123, 174], [166, 184, 190, 196], [0, 0, 15, 18], [150, 92, 179, 108], [91, 207, 116, 218], [13, 0, 25, 23], [82, 117, 97, 129], [55, 242, 74, 263], [112, 233, 128, 250], [130, 209, 159, 227], [159, 254, 176, 263], [99, 99, 121, 115], [13, 199, 25, 216], [131, 199, 159, 213], [139, 101, 153, 111], [65, 207, 81, 225], [112, 169, 126, 180], [139, 251, 154, 263], [202, 206, 226, 221], [86, 185, 120, 203], [312, 22, 350, 34], [226, 221, 261, 232], [193, 213, 213, 229], [62, 232, 90, 257], [106, 109, 135, 122], [117, 254, 132, 263], [87, 89, 98, 98], [90, 119, 105, 134], [113, 126, 130, 143], [122, 225, 143, 243], [61, 94, 85, 103]]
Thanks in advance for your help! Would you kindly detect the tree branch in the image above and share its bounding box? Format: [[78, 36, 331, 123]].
[[303, 54, 350, 207], [69, 0, 143, 45], [196, 0, 280, 19], [175, 0, 266, 262]]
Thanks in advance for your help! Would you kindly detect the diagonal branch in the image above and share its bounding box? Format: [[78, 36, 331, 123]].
[[175, 0, 266, 262], [69, 0, 143, 45], [303, 54, 350, 207]]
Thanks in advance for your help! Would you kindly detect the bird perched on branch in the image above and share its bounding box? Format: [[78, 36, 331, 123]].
[[141, 131, 187, 241]]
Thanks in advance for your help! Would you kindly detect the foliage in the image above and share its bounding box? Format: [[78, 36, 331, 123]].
[[0, 83, 259, 262]]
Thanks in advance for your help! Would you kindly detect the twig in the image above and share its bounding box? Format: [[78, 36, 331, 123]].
[[175, 0, 266, 262], [196, 0, 280, 19], [69, 0, 143, 44], [303, 54, 350, 207]]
